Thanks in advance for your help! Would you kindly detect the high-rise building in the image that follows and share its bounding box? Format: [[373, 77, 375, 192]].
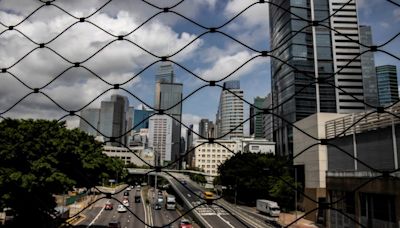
[[376, 65, 399, 106], [148, 115, 173, 164], [154, 63, 183, 163], [359, 25, 379, 109], [156, 63, 174, 83], [132, 108, 154, 131], [215, 80, 244, 139], [79, 108, 100, 136], [269, 0, 364, 156], [199, 119, 210, 138], [98, 94, 129, 146], [250, 97, 266, 138], [262, 93, 273, 141]]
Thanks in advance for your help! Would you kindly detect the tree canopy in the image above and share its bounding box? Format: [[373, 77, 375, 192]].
[[0, 119, 125, 227], [216, 152, 299, 211]]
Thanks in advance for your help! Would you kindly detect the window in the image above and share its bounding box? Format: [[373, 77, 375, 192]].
[[251, 145, 260, 150]]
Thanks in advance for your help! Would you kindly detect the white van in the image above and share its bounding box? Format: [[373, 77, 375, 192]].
[[256, 199, 280, 220]]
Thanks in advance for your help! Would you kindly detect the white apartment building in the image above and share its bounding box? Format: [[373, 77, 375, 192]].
[[103, 145, 154, 167], [192, 138, 275, 176], [148, 115, 173, 164], [192, 139, 237, 176]]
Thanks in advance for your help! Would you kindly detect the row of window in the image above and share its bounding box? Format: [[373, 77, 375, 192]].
[[198, 160, 223, 164]]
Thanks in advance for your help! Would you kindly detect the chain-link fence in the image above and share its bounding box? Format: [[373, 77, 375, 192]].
[[1, 0, 400, 227]]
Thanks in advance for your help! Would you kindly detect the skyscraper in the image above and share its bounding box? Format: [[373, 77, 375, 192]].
[[154, 63, 183, 164], [250, 96, 266, 138], [269, 0, 364, 156], [199, 119, 210, 138], [359, 25, 379, 108], [148, 115, 173, 163], [262, 93, 273, 141], [376, 65, 399, 106], [132, 108, 154, 131], [99, 94, 129, 146], [215, 80, 244, 139], [79, 108, 100, 136]]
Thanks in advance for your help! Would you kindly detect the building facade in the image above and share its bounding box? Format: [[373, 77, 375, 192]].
[[148, 115, 173, 164], [250, 96, 266, 138], [359, 25, 379, 109], [198, 119, 215, 139], [325, 106, 400, 228], [262, 93, 273, 141], [293, 112, 346, 222], [96, 95, 129, 146], [376, 65, 399, 106], [270, 0, 364, 156], [192, 138, 275, 176], [192, 139, 238, 176], [103, 145, 154, 167], [215, 80, 244, 139], [154, 63, 183, 164], [132, 108, 154, 131], [79, 108, 100, 136]]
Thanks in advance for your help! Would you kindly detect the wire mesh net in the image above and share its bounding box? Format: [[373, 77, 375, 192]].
[[1, 0, 400, 227]]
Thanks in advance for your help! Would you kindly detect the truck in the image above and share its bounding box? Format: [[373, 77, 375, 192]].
[[166, 195, 176, 210], [256, 199, 280, 220]]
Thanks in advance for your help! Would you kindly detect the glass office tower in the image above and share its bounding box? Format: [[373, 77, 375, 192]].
[[270, 0, 365, 156]]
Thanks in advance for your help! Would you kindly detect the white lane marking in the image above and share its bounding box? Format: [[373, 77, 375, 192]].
[[87, 206, 105, 227], [142, 189, 149, 228], [216, 213, 235, 228]]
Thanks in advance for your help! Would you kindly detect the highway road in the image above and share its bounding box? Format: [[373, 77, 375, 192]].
[[166, 174, 250, 228], [148, 188, 182, 228], [75, 186, 147, 228]]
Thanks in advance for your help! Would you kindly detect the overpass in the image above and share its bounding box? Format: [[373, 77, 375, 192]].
[[126, 168, 214, 177]]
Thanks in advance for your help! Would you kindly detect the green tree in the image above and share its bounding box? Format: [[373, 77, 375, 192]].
[[0, 119, 125, 227], [217, 153, 299, 211]]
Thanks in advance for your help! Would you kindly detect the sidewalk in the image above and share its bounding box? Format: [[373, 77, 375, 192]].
[[237, 205, 317, 228], [278, 212, 318, 228]]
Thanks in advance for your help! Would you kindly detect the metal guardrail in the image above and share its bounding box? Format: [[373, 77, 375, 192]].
[[326, 104, 400, 139]]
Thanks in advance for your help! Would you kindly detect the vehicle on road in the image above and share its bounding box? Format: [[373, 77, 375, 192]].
[[104, 201, 113, 210], [203, 191, 214, 200], [117, 204, 127, 213], [179, 218, 192, 228], [123, 199, 129, 207], [108, 220, 121, 228], [256, 199, 280, 220], [154, 202, 162, 210], [180, 179, 187, 185], [157, 195, 164, 205], [166, 195, 176, 210], [135, 193, 141, 203], [123, 191, 129, 196]]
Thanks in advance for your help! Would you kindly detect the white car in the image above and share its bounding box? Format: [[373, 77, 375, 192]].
[[117, 204, 127, 213], [123, 199, 129, 207]]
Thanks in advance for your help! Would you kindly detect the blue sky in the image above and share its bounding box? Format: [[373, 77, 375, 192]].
[[0, 0, 399, 134]]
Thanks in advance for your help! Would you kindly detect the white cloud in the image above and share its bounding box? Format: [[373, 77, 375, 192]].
[[223, 0, 269, 47], [181, 113, 202, 140], [195, 50, 261, 81], [0, 1, 203, 126]]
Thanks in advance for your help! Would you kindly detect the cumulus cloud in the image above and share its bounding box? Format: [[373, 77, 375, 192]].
[[195, 50, 261, 81], [181, 113, 202, 140], [223, 0, 269, 47], [0, 1, 203, 126]]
